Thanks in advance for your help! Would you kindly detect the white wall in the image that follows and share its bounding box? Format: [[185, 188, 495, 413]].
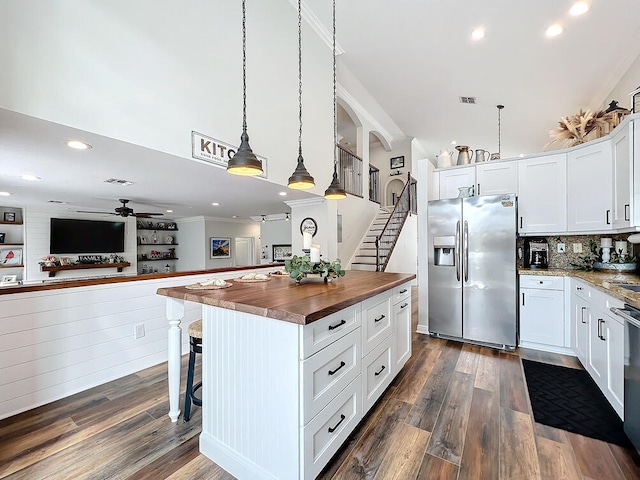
[[176, 217, 206, 272], [603, 53, 640, 111], [204, 218, 260, 269], [260, 219, 293, 263], [384, 214, 417, 277]]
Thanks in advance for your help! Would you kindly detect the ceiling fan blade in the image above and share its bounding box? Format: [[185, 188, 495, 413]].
[[133, 212, 164, 218], [76, 210, 117, 215]]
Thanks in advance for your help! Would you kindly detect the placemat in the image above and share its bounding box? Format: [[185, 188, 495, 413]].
[[185, 282, 232, 290]]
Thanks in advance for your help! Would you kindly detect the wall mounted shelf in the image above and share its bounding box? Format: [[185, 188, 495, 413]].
[[41, 262, 131, 277]]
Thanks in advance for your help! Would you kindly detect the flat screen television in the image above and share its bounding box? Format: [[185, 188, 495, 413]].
[[50, 218, 125, 254]]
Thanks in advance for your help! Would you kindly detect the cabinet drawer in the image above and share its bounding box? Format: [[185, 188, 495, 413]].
[[300, 304, 361, 360], [362, 292, 392, 356], [302, 376, 362, 480], [301, 328, 361, 424], [520, 275, 564, 291], [572, 279, 592, 300], [363, 335, 393, 412], [392, 283, 411, 304]]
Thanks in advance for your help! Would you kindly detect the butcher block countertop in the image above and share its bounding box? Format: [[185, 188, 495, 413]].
[[519, 267, 640, 309], [157, 270, 415, 325]]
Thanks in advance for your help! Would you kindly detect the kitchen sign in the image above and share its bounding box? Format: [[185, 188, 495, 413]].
[[191, 131, 268, 178]]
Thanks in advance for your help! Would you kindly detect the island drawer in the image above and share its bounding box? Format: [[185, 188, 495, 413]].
[[300, 304, 361, 360], [520, 275, 563, 291], [301, 376, 362, 480], [362, 291, 392, 356], [362, 335, 393, 412], [392, 282, 411, 304], [301, 328, 361, 424]]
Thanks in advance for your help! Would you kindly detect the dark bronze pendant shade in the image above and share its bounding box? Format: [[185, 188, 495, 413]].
[[227, 130, 263, 176], [228, 0, 263, 177], [324, 162, 346, 199], [288, 148, 315, 189]]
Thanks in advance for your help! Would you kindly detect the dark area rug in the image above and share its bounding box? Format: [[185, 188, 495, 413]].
[[522, 359, 632, 447]]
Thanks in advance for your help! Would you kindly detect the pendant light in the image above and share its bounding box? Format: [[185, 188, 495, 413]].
[[496, 104, 504, 159], [324, 0, 347, 200], [288, 0, 315, 190], [227, 0, 263, 176]]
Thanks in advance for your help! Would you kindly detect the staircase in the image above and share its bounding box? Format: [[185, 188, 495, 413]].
[[351, 209, 392, 271]]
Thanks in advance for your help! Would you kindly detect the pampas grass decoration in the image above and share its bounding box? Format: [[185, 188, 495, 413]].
[[545, 109, 609, 149]]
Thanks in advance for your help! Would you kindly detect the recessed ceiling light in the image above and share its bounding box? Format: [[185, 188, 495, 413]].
[[0, 191, 11, 196], [232, 215, 238, 218], [471, 27, 485, 41], [569, 1, 589, 16], [21, 174, 41, 181], [279, 191, 287, 196], [211, 202, 220, 206], [166, 209, 173, 213], [545, 23, 563, 37], [451, 140, 457, 145], [66, 140, 92, 150]]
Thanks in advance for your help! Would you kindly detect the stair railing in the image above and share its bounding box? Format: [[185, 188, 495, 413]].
[[375, 173, 417, 271]]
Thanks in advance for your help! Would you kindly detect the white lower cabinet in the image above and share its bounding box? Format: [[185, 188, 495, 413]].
[[569, 278, 624, 418], [393, 292, 412, 372], [519, 275, 567, 353]]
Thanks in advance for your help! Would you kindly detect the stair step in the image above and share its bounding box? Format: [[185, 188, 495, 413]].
[[351, 263, 378, 271]]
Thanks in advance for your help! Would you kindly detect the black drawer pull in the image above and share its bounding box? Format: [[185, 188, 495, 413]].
[[328, 414, 346, 433], [374, 365, 386, 376], [400, 303, 408, 309], [328, 361, 346, 375], [328, 319, 346, 331], [400, 289, 408, 294], [374, 315, 386, 323]]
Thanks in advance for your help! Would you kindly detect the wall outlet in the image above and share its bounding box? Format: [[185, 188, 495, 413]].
[[134, 323, 145, 339], [557, 243, 566, 253], [573, 243, 583, 253]]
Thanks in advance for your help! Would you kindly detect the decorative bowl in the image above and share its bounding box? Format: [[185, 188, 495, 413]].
[[593, 261, 637, 272]]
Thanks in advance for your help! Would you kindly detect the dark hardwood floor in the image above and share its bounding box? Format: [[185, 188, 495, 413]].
[[2, 288, 640, 479]]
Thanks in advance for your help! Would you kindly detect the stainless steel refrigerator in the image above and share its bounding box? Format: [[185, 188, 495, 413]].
[[427, 194, 517, 350]]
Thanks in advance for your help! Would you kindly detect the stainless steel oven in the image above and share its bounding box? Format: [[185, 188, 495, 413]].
[[610, 304, 640, 452]]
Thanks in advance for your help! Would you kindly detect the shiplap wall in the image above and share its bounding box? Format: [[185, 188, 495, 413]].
[[0, 268, 273, 420]]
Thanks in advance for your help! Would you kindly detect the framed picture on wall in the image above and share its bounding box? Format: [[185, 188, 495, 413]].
[[0, 248, 22, 266], [272, 244, 292, 262], [390, 156, 404, 169], [210, 237, 231, 258]]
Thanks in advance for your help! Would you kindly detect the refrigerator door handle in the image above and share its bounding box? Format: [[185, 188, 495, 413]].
[[463, 220, 469, 282], [455, 220, 461, 281]]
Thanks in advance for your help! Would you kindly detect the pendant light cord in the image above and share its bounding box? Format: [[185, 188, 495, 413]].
[[242, 0, 248, 132], [333, 0, 337, 168], [298, 0, 303, 156], [497, 104, 504, 157]]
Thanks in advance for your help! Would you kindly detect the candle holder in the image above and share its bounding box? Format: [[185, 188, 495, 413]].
[[302, 248, 310, 255], [602, 247, 611, 263]]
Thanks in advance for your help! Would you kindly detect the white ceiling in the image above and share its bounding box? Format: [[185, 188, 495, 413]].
[[1, 1, 639, 219], [317, 0, 640, 159]]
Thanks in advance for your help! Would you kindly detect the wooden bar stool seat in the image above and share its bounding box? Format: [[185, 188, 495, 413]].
[[183, 319, 202, 422]]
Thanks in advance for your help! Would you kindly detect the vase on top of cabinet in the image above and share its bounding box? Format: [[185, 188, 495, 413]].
[[455, 145, 473, 165]]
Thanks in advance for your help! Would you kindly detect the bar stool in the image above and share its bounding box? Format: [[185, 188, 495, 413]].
[[183, 319, 202, 422]]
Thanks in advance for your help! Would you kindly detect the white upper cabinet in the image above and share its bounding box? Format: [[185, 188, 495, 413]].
[[438, 166, 476, 199], [475, 161, 518, 196], [611, 122, 633, 228], [518, 154, 567, 234], [567, 140, 613, 231]]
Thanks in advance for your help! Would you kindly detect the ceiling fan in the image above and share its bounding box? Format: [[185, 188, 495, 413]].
[[77, 199, 164, 218]]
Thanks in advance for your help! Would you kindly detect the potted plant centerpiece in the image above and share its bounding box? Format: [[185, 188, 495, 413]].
[[284, 255, 346, 283]]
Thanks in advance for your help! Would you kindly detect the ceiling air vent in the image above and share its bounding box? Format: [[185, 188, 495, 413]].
[[104, 178, 135, 186], [459, 96, 476, 104]]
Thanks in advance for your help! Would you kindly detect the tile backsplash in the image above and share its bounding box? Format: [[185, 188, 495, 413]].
[[517, 234, 638, 269]]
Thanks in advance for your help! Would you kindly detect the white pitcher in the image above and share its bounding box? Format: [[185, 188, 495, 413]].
[[437, 149, 453, 168]]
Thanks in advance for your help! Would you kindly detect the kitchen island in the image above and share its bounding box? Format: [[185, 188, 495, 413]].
[[157, 270, 415, 480]]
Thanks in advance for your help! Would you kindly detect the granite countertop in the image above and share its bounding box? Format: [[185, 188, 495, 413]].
[[518, 267, 640, 309]]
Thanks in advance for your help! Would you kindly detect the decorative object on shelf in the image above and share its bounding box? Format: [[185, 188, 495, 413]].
[[272, 244, 292, 262], [390, 155, 405, 169], [299, 217, 317, 237], [389, 170, 403, 176], [436, 149, 453, 168], [324, 0, 347, 200], [287, 0, 315, 190], [210, 237, 231, 258], [38, 254, 58, 267], [139, 236, 147, 244], [227, 0, 263, 176], [152, 231, 158, 244], [3, 212, 15, 222], [593, 261, 637, 272], [165, 264, 171, 273], [157, 222, 166, 229], [0, 233, 4, 243], [60, 257, 73, 266], [284, 255, 345, 283], [475, 149, 490, 163], [1, 274, 18, 286], [77, 255, 103, 264], [165, 235, 174, 244], [546, 108, 609, 148], [601, 237, 613, 263], [605, 100, 631, 130], [1, 248, 22, 266], [167, 222, 177, 230], [632, 86, 640, 114], [455, 145, 473, 165]]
